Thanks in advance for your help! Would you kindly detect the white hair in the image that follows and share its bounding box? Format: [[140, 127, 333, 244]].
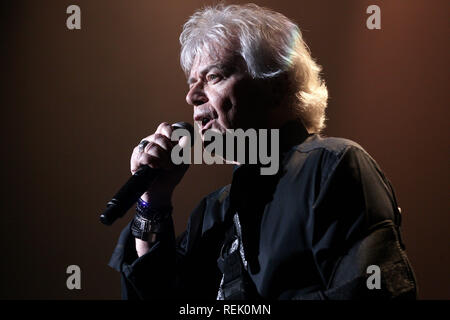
[[180, 3, 328, 133]]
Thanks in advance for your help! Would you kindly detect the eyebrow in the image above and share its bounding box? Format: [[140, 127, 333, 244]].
[[187, 64, 225, 85]]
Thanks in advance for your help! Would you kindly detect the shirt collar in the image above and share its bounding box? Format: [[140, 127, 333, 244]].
[[232, 120, 310, 173]]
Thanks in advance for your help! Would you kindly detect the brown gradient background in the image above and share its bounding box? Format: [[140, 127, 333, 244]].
[[0, 0, 448, 299]]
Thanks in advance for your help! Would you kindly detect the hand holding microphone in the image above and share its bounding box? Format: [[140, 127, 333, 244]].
[[99, 122, 193, 225]]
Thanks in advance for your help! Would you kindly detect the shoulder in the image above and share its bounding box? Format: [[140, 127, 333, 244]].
[[296, 134, 366, 157], [293, 134, 375, 170], [286, 134, 380, 185]]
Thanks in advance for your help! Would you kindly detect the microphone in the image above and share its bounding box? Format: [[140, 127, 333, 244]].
[[99, 122, 194, 225]]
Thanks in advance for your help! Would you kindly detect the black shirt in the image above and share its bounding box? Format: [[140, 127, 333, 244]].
[[108, 122, 417, 300]]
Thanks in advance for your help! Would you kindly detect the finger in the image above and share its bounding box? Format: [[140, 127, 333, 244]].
[[142, 142, 170, 164], [147, 133, 173, 152], [138, 153, 169, 170], [178, 135, 190, 149], [155, 122, 173, 140], [131, 141, 169, 173], [131, 145, 143, 173]]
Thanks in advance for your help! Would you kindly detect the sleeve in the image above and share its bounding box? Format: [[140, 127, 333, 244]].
[[292, 146, 417, 299], [108, 215, 178, 299], [107, 196, 214, 300]]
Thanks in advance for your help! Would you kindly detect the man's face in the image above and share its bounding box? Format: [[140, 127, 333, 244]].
[[186, 46, 269, 140]]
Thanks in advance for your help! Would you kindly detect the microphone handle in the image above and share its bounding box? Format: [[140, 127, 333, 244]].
[[99, 166, 161, 225]]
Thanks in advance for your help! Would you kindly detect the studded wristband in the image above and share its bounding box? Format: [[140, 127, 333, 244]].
[[131, 198, 172, 241]]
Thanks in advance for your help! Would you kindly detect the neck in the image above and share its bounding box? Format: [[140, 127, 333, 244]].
[[265, 104, 300, 130]]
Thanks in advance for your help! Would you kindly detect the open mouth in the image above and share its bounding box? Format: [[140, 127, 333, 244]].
[[201, 117, 214, 133], [194, 108, 216, 134], [202, 117, 210, 127]]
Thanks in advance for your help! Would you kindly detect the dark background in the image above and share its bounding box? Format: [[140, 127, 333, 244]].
[[1, 0, 448, 299]]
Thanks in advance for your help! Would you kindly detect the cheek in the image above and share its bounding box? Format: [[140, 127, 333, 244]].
[[208, 88, 234, 126], [208, 76, 257, 129], [233, 77, 261, 108], [226, 80, 260, 127]]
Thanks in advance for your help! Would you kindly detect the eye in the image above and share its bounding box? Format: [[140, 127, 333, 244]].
[[206, 74, 221, 83]]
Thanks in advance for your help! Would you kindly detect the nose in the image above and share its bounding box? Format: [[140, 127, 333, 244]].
[[186, 81, 208, 106]]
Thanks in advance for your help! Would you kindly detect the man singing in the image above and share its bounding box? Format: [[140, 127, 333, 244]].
[[108, 3, 417, 300]]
